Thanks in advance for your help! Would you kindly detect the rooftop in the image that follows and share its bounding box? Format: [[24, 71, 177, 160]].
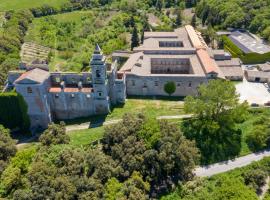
[[229, 31, 270, 54], [15, 68, 50, 84], [121, 26, 224, 78]]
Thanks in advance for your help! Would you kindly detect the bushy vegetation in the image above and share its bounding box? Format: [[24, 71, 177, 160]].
[[196, 0, 270, 41], [182, 80, 249, 164], [0, 10, 33, 88], [39, 122, 70, 146], [0, 92, 30, 131], [162, 157, 270, 200], [0, 114, 199, 199], [0, 125, 17, 176]]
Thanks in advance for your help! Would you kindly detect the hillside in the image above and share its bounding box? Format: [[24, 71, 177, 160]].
[[0, 0, 68, 11], [196, 0, 270, 41]]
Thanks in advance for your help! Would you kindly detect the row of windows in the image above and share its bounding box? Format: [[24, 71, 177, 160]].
[[54, 77, 92, 84], [54, 93, 92, 99], [132, 81, 193, 87], [151, 59, 189, 65], [54, 92, 103, 99]]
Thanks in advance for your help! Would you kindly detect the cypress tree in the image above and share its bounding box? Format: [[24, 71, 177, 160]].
[[156, 0, 163, 12], [175, 10, 182, 27], [141, 30, 144, 44], [191, 14, 197, 28], [131, 26, 139, 51]]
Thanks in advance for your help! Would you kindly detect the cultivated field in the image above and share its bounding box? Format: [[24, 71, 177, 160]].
[[0, 0, 68, 11], [20, 42, 51, 64]]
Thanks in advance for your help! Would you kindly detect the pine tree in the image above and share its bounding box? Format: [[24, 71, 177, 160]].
[[191, 14, 197, 28], [131, 26, 139, 51]]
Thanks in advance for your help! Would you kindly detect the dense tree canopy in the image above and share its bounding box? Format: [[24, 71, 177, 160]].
[[183, 80, 248, 164], [39, 122, 70, 146], [0, 125, 16, 175], [196, 0, 270, 41]]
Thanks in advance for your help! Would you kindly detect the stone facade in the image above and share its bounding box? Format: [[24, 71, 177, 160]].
[[7, 45, 126, 131]]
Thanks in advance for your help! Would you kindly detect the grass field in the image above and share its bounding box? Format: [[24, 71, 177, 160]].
[[68, 127, 104, 147], [0, 0, 68, 11], [64, 97, 185, 125]]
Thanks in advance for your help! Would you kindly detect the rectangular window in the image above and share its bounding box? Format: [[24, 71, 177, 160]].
[[155, 81, 158, 86], [189, 82, 192, 87], [132, 80, 135, 86], [27, 87, 33, 94]]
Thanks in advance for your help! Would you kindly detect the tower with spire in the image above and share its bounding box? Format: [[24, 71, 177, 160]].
[[90, 44, 110, 114]]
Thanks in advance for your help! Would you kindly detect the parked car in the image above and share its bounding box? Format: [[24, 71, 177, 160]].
[[251, 103, 260, 107]]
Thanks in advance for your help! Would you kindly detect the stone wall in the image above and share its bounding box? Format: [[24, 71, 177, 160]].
[[126, 74, 207, 97], [15, 80, 52, 131]]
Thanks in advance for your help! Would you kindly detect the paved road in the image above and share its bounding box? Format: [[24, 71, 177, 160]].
[[195, 149, 270, 177], [157, 114, 193, 120]]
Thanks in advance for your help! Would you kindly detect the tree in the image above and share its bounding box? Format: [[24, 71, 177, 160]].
[[131, 26, 139, 51], [39, 122, 70, 146], [0, 125, 16, 174], [246, 115, 270, 151], [183, 80, 248, 164], [156, 0, 164, 11], [175, 10, 182, 27], [164, 81, 176, 96], [141, 30, 144, 44], [191, 14, 197, 28], [243, 169, 268, 193]]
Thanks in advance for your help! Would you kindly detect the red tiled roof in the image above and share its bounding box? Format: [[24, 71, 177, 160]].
[[15, 68, 50, 84], [49, 87, 61, 93], [81, 88, 92, 93], [185, 25, 204, 49], [49, 87, 93, 93], [197, 49, 220, 74]]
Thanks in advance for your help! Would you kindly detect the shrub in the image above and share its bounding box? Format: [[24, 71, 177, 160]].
[[0, 92, 30, 131], [164, 81, 176, 96], [39, 122, 70, 146]]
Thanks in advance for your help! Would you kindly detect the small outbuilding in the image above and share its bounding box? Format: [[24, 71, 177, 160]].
[[245, 70, 270, 83]]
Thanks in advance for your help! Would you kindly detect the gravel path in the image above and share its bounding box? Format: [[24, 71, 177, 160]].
[[195, 149, 270, 177]]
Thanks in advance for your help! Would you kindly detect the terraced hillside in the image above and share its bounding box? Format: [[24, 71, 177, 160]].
[[20, 42, 51, 64]]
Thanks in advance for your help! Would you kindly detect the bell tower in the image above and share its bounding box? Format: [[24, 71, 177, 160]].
[[90, 44, 110, 114]]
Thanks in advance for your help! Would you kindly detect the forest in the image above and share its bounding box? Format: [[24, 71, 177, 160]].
[[196, 0, 270, 41]]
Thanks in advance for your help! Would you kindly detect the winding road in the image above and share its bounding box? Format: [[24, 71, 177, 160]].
[[195, 149, 270, 177]]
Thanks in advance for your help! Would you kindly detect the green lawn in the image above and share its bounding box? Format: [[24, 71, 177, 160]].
[[64, 97, 185, 125], [68, 127, 104, 147], [0, 0, 68, 11]]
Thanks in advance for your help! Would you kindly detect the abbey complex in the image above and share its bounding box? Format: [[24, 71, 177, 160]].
[[6, 25, 241, 130]]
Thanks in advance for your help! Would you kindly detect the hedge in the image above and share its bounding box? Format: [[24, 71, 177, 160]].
[[222, 36, 270, 64], [0, 92, 30, 132]]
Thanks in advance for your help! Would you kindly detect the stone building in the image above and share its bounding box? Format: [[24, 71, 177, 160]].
[[118, 25, 242, 96], [7, 26, 242, 130], [7, 45, 126, 131]]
